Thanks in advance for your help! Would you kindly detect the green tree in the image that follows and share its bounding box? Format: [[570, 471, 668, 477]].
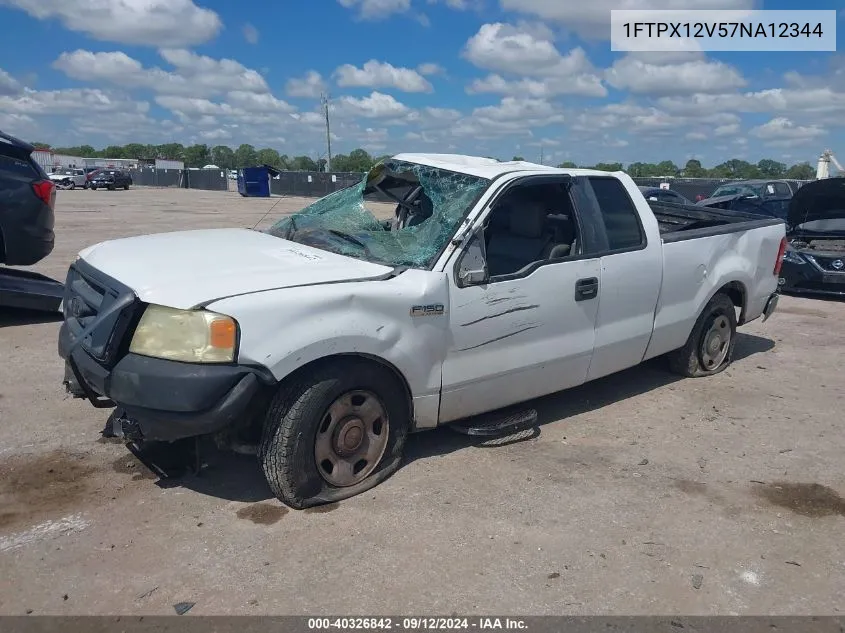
[[593, 162, 623, 172], [102, 145, 125, 158], [757, 159, 786, 178], [683, 159, 706, 178], [183, 144, 211, 167], [289, 155, 318, 171], [121, 143, 147, 159], [256, 148, 282, 167], [557, 161, 578, 168], [512, 155, 525, 161], [156, 143, 185, 160], [655, 161, 679, 177], [31, 142, 51, 150], [210, 145, 235, 169], [234, 144, 258, 168], [785, 162, 815, 179]]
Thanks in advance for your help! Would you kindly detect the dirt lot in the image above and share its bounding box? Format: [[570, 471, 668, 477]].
[[1, 187, 844, 615]]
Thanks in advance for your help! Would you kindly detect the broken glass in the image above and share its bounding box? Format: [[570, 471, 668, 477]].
[[265, 159, 490, 268]]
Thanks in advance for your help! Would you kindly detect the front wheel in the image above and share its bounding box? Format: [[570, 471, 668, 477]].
[[259, 360, 409, 509], [667, 292, 737, 377]]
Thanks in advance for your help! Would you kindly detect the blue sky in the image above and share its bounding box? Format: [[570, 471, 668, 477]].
[[0, 0, 843, 168]]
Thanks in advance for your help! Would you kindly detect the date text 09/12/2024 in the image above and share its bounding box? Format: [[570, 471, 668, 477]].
[[307, 618, 528, 630]]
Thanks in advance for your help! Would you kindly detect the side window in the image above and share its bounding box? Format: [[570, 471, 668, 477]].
[[475, 180, 581, 280], [587, 177, 645, 251], [772, 182, 791, 197]]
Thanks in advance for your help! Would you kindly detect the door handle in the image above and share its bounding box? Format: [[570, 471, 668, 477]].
[[575, 277, 599, 301]]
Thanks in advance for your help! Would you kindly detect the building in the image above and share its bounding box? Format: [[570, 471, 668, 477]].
[[31, 150, 86, 173]]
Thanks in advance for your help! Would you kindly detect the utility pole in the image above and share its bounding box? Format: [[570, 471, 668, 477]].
[[321, 92, 332, 172], [539, 146, 544, 165]]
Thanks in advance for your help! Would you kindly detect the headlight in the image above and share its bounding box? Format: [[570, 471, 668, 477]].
[[129, 304, 238, 363], [783, 249, 805, 265]]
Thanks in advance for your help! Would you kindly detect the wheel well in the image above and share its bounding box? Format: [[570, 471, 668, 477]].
[[277, 353, 415, 426], [718, 281, 747, 324]]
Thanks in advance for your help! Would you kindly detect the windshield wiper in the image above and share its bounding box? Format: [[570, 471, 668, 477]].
[[327, 229, 376, 259]]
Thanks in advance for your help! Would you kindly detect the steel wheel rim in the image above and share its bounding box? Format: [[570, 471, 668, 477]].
[[701, 314, 731, 370], [314, 390, 389, 487]]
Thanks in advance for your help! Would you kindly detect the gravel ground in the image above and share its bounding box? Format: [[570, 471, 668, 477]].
[[0, 187, 843, 616]]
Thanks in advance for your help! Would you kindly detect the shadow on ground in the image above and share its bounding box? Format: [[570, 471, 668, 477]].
[[123, 332, 775, 504]]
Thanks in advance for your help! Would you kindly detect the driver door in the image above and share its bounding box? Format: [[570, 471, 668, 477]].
[[438, 177, 601, 423]]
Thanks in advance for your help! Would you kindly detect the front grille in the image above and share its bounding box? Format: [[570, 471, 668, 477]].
[[809, 255, 845, 273], [63, 261, 138, 366]]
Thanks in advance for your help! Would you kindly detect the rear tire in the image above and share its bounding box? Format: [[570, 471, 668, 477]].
[[667, 292, 737, 377], [259, 360, 409, 509]]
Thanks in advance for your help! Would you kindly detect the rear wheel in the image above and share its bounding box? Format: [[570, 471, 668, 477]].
[[259, 360, 409, 509], [668, 293, 737, 377]]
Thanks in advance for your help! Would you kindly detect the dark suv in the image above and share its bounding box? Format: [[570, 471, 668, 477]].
[[90, 169, 132, 190], [0, 130, 56, 266]]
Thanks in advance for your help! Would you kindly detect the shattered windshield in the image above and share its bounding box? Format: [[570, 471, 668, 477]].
[[265, 159, 490, 268]]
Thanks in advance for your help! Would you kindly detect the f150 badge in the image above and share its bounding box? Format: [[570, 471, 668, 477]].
[[410, 304, 445, 317]]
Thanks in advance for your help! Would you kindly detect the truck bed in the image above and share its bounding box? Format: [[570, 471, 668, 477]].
[[648, 200, 784, 242]]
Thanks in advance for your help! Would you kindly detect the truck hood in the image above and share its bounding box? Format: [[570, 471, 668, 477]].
[[78, 228, 395, 309], [788, 177, 845, 228]]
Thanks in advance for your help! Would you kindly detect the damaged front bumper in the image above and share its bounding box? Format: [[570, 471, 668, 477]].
[[59, 322, 272, 442]]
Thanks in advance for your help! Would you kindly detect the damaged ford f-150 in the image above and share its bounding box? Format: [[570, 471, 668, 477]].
[[58, 154, 786, 508]]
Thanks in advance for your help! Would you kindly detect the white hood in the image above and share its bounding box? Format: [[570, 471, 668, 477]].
[[79, 228, 393, 309]]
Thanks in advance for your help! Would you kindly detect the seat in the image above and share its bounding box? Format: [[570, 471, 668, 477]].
[[486, 200, 551, 276]]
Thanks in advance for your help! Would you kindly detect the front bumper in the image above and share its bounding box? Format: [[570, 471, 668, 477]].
[[779, 258, 845, 297], [59, 322, 271, 442]]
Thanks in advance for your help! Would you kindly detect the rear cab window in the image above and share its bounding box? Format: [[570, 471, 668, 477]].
[[587, 177, 646, 252]]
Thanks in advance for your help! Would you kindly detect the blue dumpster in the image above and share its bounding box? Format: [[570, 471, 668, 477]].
[[237, 165, 280, 197]]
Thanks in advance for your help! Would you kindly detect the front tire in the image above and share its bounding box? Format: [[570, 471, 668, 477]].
[[668, 292, 737, 377], [259, 360, 409, 509]]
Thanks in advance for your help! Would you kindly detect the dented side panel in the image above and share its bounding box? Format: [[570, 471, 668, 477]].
[[438, 258, 602, 424], [206, 269, 450, 429]]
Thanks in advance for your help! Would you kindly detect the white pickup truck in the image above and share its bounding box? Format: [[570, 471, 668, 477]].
[[58, 154, 785, 508]]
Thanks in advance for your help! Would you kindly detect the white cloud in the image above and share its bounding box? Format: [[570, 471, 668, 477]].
[[685, 131, 708, 141], [463, 23, 595, 77], [658, 88, 845, 117], [571, 102, 740, 138], [467, 73, 606, 98], [750, 117, 825, 145], [334, 91, 411, 119], [605, 55, 746, 96], [0, 68, 22, 96], [334, 60, 433, 93], [336, 0, 411, 20], [242, 23, 259, 45], [53, 49, 269, 98], [497, 0, 755, 40], [155, 96, 237, 118], [417, 62, 445, 76], [1, 0, 222, 47], [714, 123, 740, 137], [0, 87, 148, 116], [225, 91, 295, 113], [285, 71, 326, 99]]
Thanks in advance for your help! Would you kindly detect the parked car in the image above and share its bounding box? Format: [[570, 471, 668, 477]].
[[89, 169, 132, 190], [83, 168, 102, 189], [638, 186, 694, 205], [697, 179, 798, 206], [0, 130, 56, 266], [49, 168, 87, 189], [58, 154, 785, 509], [776, 177, 845, 296]]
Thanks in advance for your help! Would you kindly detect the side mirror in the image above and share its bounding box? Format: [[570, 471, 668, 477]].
[[457, 232, 488, 287]]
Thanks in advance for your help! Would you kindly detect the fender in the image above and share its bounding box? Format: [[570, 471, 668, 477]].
[[207, 269, 451, 429]]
